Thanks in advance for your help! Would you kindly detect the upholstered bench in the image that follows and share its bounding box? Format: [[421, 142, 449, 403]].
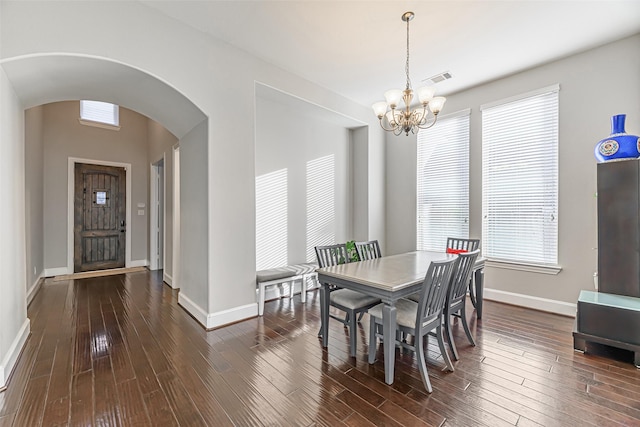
[[256, 263, 318, 316]]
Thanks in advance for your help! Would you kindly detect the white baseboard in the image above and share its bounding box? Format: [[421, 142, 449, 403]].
[[177, 292, 208, 327], [130, 259, 149, 268], [206, 303, 257, 330], [483, 288, 577, 317], [27, 275, 43, 305], [178, 292, 258, 330], [0, 319, 30, 389], [44, 267, 69, 277], [163, 272, 173, 287]]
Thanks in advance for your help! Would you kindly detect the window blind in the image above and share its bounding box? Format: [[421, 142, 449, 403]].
[[417, 110, 470, 252], [80, 100, 119, 126], [481, 86, 559, 265]]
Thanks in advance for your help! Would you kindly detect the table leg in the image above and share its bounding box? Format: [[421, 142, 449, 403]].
[[319, 283, 329, 347], [382, 304, 397, 385], [474, 267, 484, 319]]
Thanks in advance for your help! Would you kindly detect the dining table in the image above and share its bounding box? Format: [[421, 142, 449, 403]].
[[316, 250, 485, 385]]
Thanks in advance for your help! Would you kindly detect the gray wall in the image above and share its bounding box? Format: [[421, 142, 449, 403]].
[[24, 106, 44, 295], [42, 101, 151, 270], [255, 95, 352, 265], [386, 34, 640, 306], [148, 119, 178, 281]]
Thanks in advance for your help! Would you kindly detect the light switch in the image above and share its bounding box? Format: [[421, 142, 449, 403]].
[[138, 209, 145, 216], [137, 202, 146, 208]]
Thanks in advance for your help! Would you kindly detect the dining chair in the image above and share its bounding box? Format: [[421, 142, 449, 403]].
[[446, 237, 481, 307], [315, 244, 381, 357], [446, 237, 480, 253], [355, 240, 382, 261], [353, 239, 382, 321], [444, 249, 480, 360], [368, 257, 457, 393]]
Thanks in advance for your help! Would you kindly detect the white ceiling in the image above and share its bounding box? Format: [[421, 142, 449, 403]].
[[143, 1, 640, 108]]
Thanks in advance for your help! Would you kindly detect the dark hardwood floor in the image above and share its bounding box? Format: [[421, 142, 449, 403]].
[[1, 270, 639, 426]]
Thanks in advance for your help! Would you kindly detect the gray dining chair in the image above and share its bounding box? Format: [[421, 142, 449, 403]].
[[446, 237, 480, 252], [446, 237, 481, 307], [315, 244, 381, 358], [355, 240, 382, 261], [354, 239, 382, 321], [444, 249, 480, 360], [368, 257, 457, 393]]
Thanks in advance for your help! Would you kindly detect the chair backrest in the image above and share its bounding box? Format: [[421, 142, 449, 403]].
[[355, 240, 382, 261], [315, 244, 349, 268], [446, 237, 480, 252], [447, 249, 480, 304], [415, 258, 458, 329]]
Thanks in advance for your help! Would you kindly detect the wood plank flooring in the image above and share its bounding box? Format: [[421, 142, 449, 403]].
[[1, 270, 639, 426]]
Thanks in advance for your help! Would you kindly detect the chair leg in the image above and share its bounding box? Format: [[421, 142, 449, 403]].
[[444, 310, 459, 361], [415, 334, 433, 393], [436, 324, 454, 372], [349, 310, 358, 358], [368, 318, 377, 364], [468, 278, 477, 307], [461, 303, 476, 346]]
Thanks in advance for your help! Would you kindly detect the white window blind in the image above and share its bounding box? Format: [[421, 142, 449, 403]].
[[481, 85, 559, 266], [417, 110, 470, 252], [80, 100, 119, 126]]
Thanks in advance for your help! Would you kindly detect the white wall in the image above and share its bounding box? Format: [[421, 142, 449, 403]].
[[386, 34, 640, 312], [1, 1, 383, 331], [24, 105, 44, 299], [255, 95, 352, 264], [0, 67, 29, 388], [41, 101, 151, 271]]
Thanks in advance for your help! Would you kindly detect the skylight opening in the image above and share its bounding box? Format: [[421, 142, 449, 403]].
[[80, 100, 120, 129]]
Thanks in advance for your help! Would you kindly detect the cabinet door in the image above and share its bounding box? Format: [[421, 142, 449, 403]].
[[597, 160, 640, 297]]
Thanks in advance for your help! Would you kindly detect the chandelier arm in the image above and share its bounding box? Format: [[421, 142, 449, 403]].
[[417, 114, 439, 130], [378, 118, 398, 133]]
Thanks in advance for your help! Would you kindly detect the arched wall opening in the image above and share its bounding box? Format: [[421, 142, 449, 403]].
[[1, 53, 208, 325]]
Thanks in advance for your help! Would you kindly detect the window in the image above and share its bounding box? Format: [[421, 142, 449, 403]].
[[80, 100, 120, 128], [481, 85, 559, 267], [417, 109, 470, 251]]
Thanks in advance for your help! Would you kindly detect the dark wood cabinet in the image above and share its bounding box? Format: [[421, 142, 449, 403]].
[[597, 159, 640, 297]]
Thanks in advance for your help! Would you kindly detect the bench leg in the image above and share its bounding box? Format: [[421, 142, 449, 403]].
[[258, 283, 266, 316], [301, 276, 307, 303]]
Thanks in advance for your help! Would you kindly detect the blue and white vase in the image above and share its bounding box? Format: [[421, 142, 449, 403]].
[[595, 114, 640, 162]]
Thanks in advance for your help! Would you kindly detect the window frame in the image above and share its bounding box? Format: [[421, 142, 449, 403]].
[[416, 108, 471, 252], [79, 100, 121, 130], [480, 84, 561, 274]]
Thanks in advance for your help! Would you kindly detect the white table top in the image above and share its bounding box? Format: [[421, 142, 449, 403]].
[[317, 251, 458, 293]]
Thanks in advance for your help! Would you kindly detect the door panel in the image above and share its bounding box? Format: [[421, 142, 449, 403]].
[[74, 163, 126, 272]]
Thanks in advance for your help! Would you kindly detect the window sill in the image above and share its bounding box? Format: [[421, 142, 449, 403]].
[[485, 259, 562, 275], [79, 119, 120, 131]]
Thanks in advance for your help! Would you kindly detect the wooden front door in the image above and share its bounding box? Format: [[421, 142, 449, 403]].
[[74, 163, 126, 272]]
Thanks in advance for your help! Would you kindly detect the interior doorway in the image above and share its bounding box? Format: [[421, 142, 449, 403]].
[[150, 158, 165, 271], [73, 162, 126, 272]]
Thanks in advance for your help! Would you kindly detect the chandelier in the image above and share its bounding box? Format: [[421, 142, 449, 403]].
[[372, 11, 446, 136]]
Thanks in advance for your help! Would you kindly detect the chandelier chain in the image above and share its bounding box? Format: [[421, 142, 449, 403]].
[[405, 17, 411, 91]]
